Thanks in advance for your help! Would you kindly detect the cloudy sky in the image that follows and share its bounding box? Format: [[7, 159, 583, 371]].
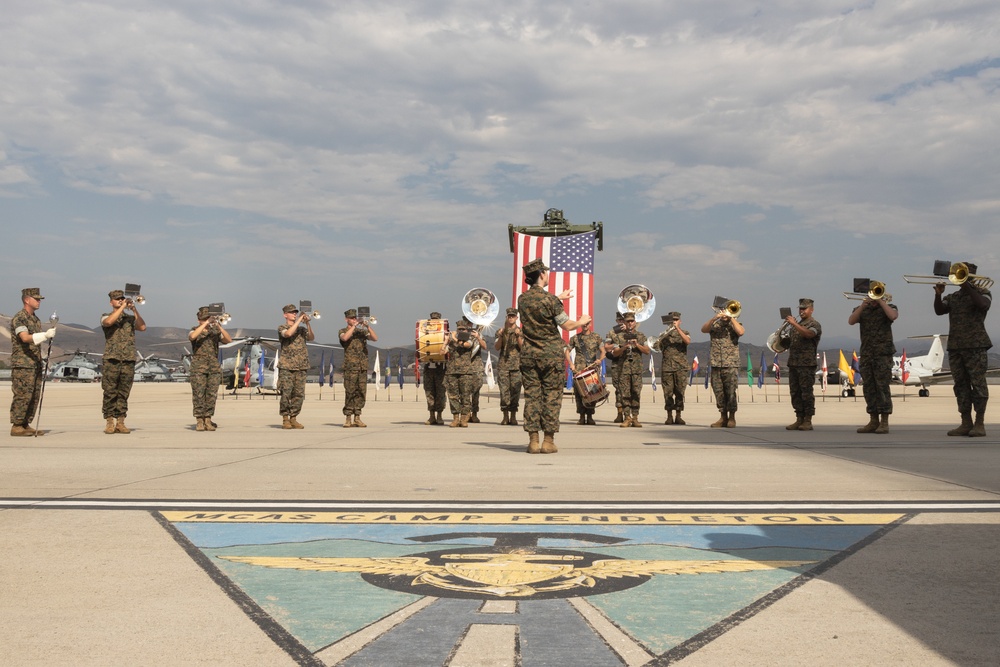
[[3, 1, 998, 349]]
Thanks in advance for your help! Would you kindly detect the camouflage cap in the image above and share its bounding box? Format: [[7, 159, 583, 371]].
[[197, 306, 211, 320], [21, 287, 44, 300], [622, 312, 636, 321], [668, 311, 681, 320], [505, 307, 518, 316], [522, 258, 548, 274], [615, 311, 624, 320], [344, 308, 358, 318], [429, 311, 443, 319], [282, 303, 298, 314], [799, 298, 814, 308], [109, 289, 125, 300]]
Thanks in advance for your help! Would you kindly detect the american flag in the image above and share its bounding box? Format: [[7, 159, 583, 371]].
[[512, 230, 596, 342]]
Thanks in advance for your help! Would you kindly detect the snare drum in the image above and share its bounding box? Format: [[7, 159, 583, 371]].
[[573, 367, 609, 406], [416, 319, 450, 363]]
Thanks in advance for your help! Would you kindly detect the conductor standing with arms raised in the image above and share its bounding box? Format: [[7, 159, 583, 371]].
[[517, 259, 591, 454]]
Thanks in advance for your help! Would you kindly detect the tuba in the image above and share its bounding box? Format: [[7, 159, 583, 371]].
[[462, 288, 499, 327], [766, 307, 793, 353], [617, 284, 656, 322]]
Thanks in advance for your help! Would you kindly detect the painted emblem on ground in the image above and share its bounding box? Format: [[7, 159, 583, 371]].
[[161, 510, 906, 666]]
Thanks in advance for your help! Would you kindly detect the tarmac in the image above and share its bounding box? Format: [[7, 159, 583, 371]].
[[1, 381, 998, 666]]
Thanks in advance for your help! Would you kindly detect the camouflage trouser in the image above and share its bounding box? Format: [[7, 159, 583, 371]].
[[422, 366, 447, 412], [472, 377, 482, 414], [573, 387, 596, 416], [788, 366, 816, 417], [610, 363, 623, 408], [661, 370, 687, 411], [102, 360, 135, 418], [446, 373, 476, 415], [949, 348, 990, 415], [710, 367, 739, 413], [342, 369, 368, 416], [619, 371, 643, 413], [521, 356, 564, 434], [279, 369, 306, 417], [10, 366, 42, 426], [498, 367, 522, 412], [859, 355, 893, 415], [190, 370, 222, 418]]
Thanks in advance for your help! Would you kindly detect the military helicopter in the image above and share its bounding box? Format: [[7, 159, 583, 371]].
[[49, 350, 103, 382], [134, 351, 180, 382], [221, 336, 280, 392]]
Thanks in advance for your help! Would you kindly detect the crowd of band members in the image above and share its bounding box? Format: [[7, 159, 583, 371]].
[[8, 267, 993, 445]]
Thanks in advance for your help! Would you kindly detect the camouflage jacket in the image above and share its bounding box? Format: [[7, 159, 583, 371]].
[[787, 316, 822, 367], [518, 285, 569, 361], [10, 309, 42, 368], [495, 325, 522, 370], [569, 331, 604, 372], [338, 326, 370, 372], [708, 320, 740, 368], [604, 329, 624, 368], [858, 303, 897, 357], [942, 289, 992, 350], [652, 327, 690, 371], [447, 338, 477, 375], [278, 324, 310, 371], [189, 326, 223, 373], [102, 312, 138, 361], [609, 329, 648, 375]]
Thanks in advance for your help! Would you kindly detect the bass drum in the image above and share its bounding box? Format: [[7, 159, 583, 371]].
[[416, 319, 450, 363], [766, 330, 790, 354]]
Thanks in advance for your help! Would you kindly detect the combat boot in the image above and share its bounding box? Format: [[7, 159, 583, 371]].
[[449, 414, 462, 428], [577, 415, 586, 425], [631, 412, 642, 428], [508, 412, 518, 426], [104, 417, 117, 434], [459, 413, 469, 428], [614, 407, 624, 423], [620, 412, 632, 428], [204, 418, 217, 432], [786, 416, 803, 431], [425, 411, 438, 425], [585, 414, 596, 426], [353, 415, 366, 428], [290, 416, 305, 429], [711, 412, 726, 428], [196, 418, 206, 432], [500, 410, 509, 425], [875, 414, 889, 434], [342, 416, 353, 428], [674, 411, 686, 426], [10, 425, 30, 437], [798, 417, 813, 431], [469, 412, 480, 424], [541, 432, 558, 454], [969, 413, 986, 437], [115, 417, 131, 434], [436, 411, 445, 425], [947, 413, 973, 436], [526, 432, 541, 454], [665, 410, 674, 425], [857, 415, 879, 433], [726, 411, 736, 428]]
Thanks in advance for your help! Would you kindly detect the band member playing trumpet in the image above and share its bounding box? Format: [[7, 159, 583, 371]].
[[421, 311, 448, 425], [653, 312, 691, 425], [701, 306, 744, 427], [785, 298, 822, 431], [101, 289, 146, 434], [446, 318, 484, 427], [10, 288, 55, 436], [278, 304, 315, 429], [518, 258, 591, 453], [848, 288, 897, 433], [934, 263, 992, 437], [609, 312, 650, 427], [188, 306, 232, 431], [567, 321, 605, 425], [340, 308, 376, 427], [495, 307, 523, 425]]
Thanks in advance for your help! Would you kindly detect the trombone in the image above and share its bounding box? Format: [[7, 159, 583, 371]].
[[843, 280, 892, 302], [714, 298, 741, 320], [903, 261, 993, 290]]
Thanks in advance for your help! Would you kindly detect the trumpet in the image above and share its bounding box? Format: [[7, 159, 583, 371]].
[[356, 306, 376, 330], [123, 283, 144, 307], [903, 261, 993, 290], [843, 280, 892, 302], [617, 284, 656, 322], [298, 300, 321, 321]]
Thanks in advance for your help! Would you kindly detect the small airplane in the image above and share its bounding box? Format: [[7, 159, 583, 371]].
[[892, 335, 948, 397], [49, 350, 103, 382]]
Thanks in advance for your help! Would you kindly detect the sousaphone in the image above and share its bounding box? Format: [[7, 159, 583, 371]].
[[616, 284, 656, 322]]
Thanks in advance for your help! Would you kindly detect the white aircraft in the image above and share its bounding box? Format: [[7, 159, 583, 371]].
[[892, 335, 949, 397]]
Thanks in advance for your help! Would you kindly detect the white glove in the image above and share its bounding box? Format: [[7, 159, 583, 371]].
[[31, 328, 56, 345]]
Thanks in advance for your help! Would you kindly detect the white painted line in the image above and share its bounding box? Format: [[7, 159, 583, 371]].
[[568, 597, 655, 667], [315, 595, 437, 665], [447, 624, 518, 667]]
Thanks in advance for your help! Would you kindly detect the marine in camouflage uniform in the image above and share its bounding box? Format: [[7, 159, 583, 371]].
[[101, 289, 146, 434], [603, 312, 626, 422], [848, 295, 897, 434], [608, 312, 650, 427], [701, 309, 744, 428], [518, 258, 591, 454], [339, 308, 377, 427], [934, 271, 992, 437], [494, 307, 523, 425], [278, 304, 315, 429], [567, 322, 605, 424], [9, 288, 54, 436], [420, 311, 448, 425], [652, 311, 691, 425], [445, 319, 483, 427], [188, 307, 232, 431], [466, 317, 485, 423], [785, 298, 822, 431]]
